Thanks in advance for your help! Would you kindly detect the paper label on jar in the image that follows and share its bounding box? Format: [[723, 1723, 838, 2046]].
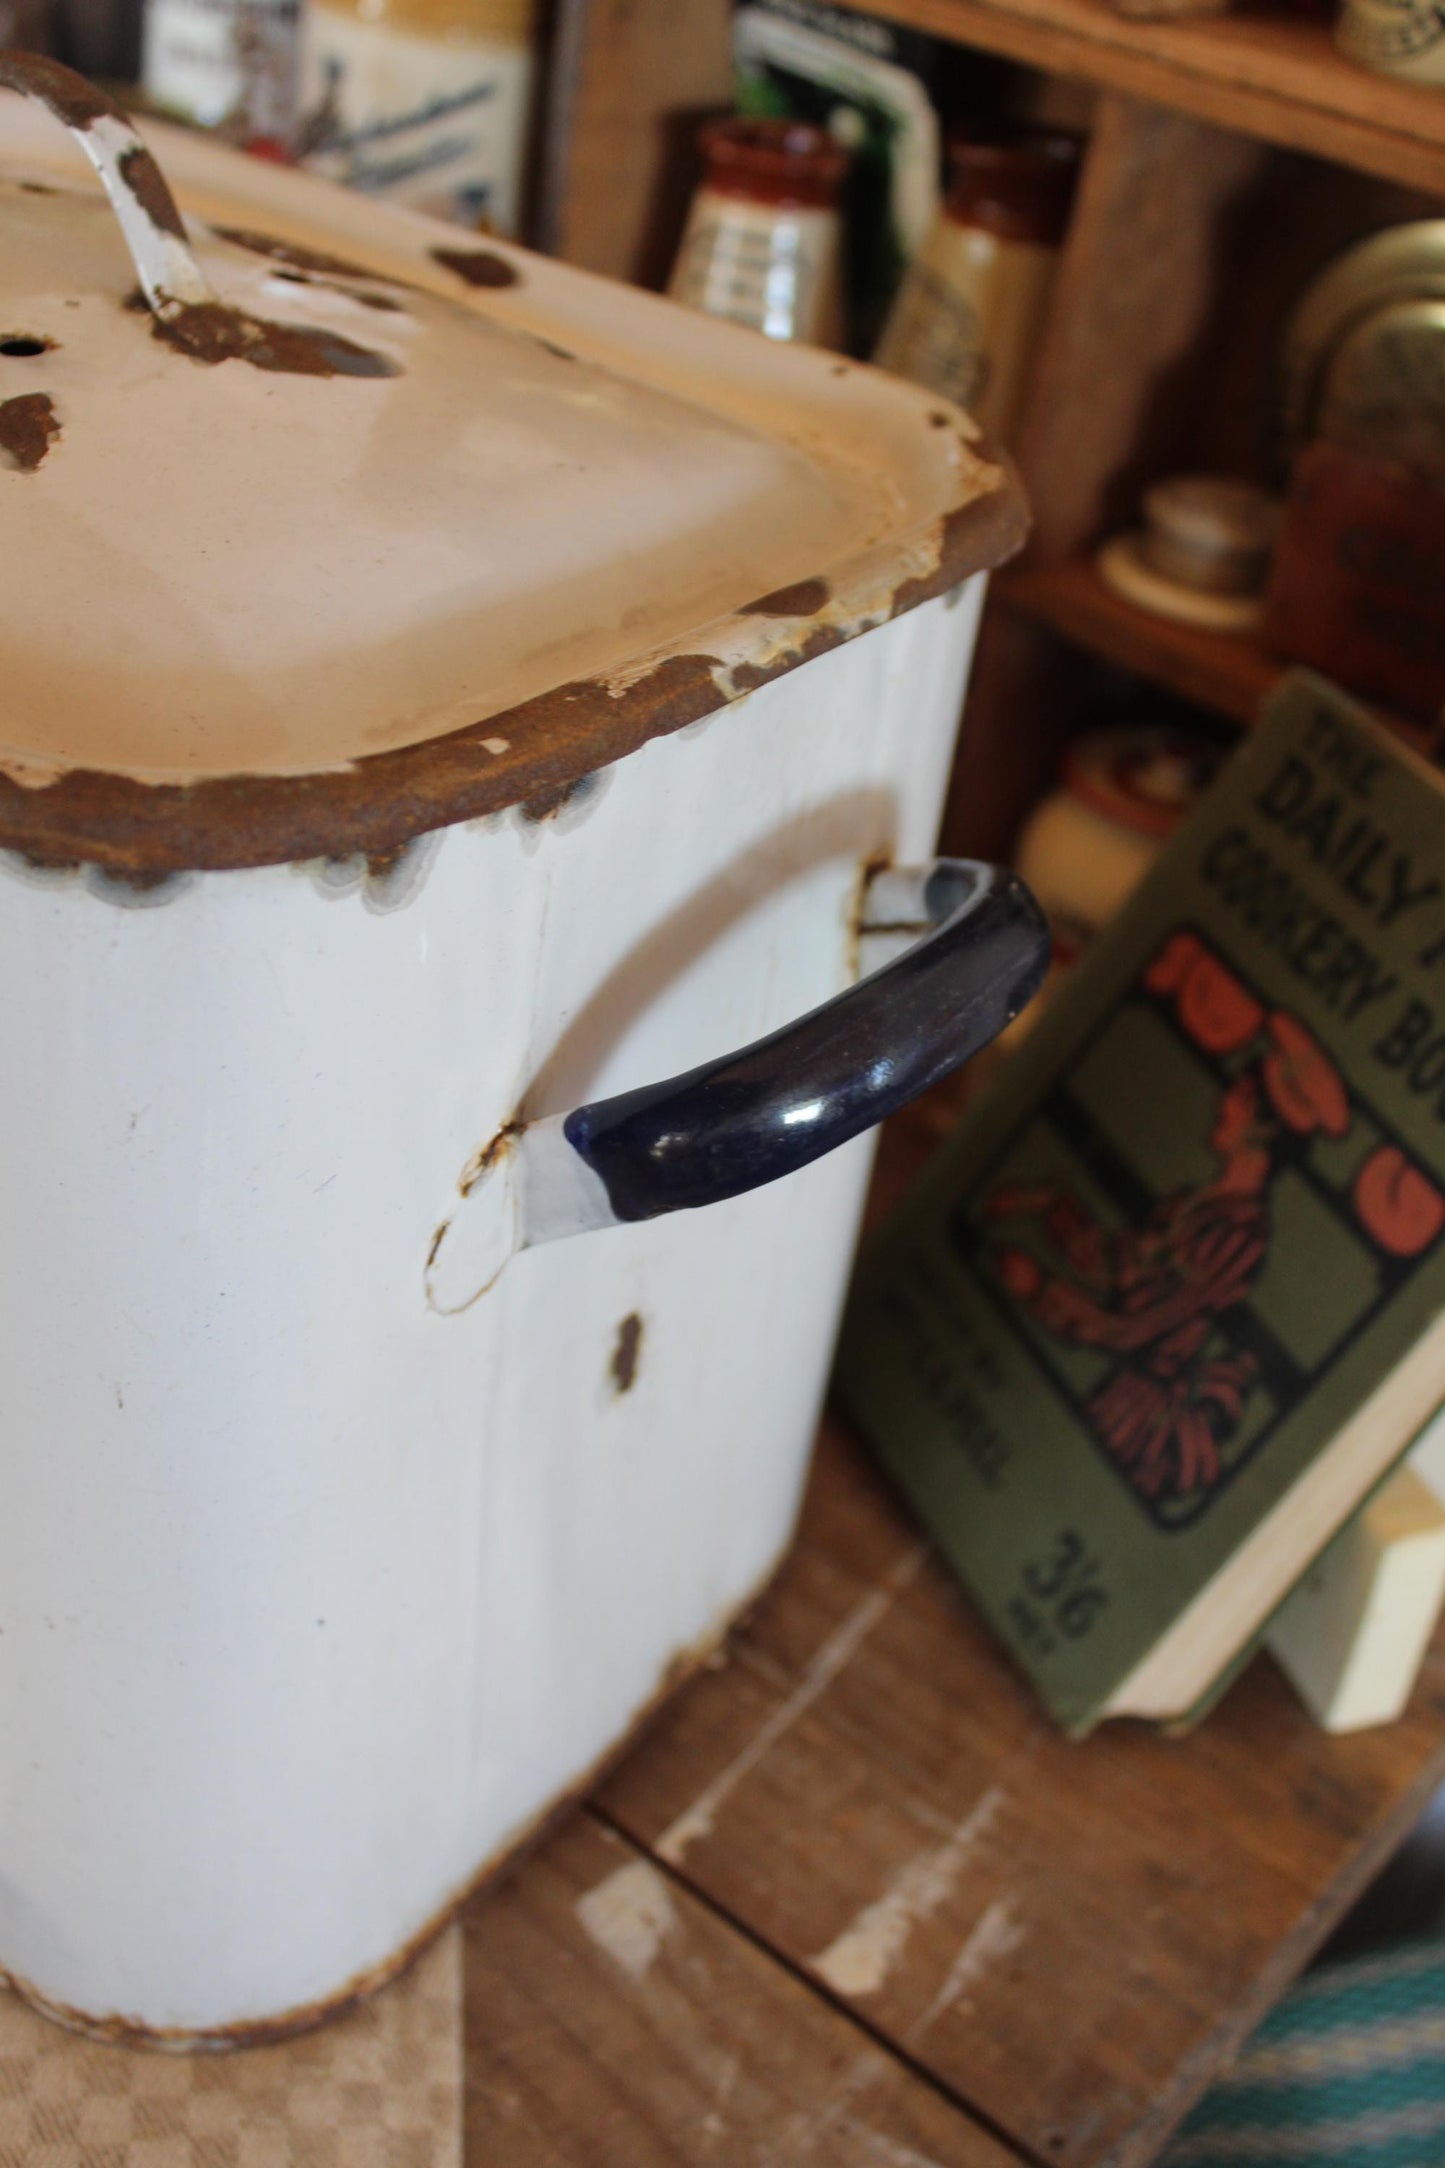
[[300, 8, 533, 234], [669, 188, 842, 348], [875, 221, 1057, 442], [143, 0, 298, 130]]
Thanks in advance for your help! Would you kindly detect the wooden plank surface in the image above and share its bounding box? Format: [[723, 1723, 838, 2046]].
[[452, 1406, 1445, 2168], [463, 1813, 1017, 2167], [838, 0, 1445, 196], [455, 1112, 1445, 2168], [595, 1419, 1445, 2168]]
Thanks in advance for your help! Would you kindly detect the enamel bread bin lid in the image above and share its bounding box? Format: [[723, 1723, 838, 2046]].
[[0, 59, 1027, 876]]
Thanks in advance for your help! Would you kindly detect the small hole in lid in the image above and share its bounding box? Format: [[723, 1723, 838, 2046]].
[[0, 335, 53, 358]]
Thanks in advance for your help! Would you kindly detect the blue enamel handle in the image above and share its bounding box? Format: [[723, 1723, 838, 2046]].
[[425, 859, 1049, 1310], [552, 860, 1047, 1231]]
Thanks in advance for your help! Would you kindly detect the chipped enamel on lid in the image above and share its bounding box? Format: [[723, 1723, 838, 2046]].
[[0, 77, 1025, 868]]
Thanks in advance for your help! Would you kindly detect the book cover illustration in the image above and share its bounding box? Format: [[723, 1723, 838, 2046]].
[[836, 676, 1445, 1729], [966, 928, 1445, 1534]]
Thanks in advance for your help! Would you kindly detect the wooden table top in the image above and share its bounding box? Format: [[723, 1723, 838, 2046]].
[[459, 1116, 1445, 2168]]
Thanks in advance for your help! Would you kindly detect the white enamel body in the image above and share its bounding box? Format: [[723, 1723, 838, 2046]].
[[0, 582, 983, 2036], [0, 82, 1018, 2037]]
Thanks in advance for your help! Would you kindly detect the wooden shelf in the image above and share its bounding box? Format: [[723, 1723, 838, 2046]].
[[844, 0, 1445, 195], [1000, 554, 1439, 754], [1001, 554, 1279, 723]]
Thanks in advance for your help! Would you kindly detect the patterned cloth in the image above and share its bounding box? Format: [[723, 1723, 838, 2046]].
[[1162, 1936, 1445, 2166], [0, 1926, 462, 2168]]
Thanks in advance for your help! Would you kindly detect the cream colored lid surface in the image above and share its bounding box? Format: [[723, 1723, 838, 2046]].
[[0, 75, 1023, 866]]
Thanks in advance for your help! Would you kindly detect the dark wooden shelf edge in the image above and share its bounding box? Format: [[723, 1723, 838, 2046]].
[[998, 556, 1436, 754], [842, 0, 1445, 196]]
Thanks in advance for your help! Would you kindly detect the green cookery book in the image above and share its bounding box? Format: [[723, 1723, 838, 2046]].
[[835, 674, 1445, 1734]]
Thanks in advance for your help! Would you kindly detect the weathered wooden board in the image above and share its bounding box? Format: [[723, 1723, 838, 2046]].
[[942, 99, 1262, 858], [540, 0, 732, 286], [1012, 97, 1264, 563], [596, 1419, 1445, 2168], [463, 1813, 1016, 2167]]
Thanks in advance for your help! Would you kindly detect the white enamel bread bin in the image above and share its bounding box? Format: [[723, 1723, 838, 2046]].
[[0, 57, 1043, 2043]]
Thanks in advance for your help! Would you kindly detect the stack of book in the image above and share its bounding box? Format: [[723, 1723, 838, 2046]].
[[837, 674, 1445, 1735]]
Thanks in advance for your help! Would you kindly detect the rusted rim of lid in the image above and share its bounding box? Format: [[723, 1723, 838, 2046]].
[[0, 62, 1025, 877], [0, 479, 1026, 877]]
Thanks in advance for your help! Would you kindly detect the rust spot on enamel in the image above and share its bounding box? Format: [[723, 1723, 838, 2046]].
[[461, 1119, 522, 1196], [730, 623, 846, 691], [888, 482, 1030, 623], [0, 52, 111, 128], [431, 247, 519, 289], [151, 302, 400, 379], [0, 392, 59, 472], [117, 143, 188, 241], [610, 1312, 644, 1395], [742, 577, 831, 617], [518, 779, 583, 824], [363, 844, 409, 882]]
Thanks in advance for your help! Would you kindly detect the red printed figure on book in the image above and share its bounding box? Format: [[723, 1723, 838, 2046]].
[[982, 932, 1444, 1510]]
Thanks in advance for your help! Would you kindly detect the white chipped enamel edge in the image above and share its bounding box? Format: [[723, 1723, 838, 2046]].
[[424, 1114, 616, 1315], [600, 532, 950, 712], [856, 863, 940, 972], [516, 1113, 617, 1246], [0, 69, 220, 319], [84, 112, 214, 311], [858, 865, 937, 928]]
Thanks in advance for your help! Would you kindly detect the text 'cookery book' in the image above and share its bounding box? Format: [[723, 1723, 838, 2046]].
[[836, 674, 1445, 1732]]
